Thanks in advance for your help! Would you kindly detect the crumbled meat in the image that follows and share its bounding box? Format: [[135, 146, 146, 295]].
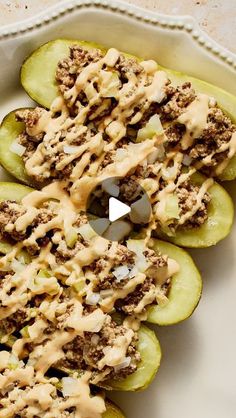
[[56, 318, 140, 381], [143, 248, 168, 268], [115, 54, 144, 79], [118, 277, 156, 315], [165, 123, 186, 145], [176, 181, 211, 229], [56, 45, 103, 97], [160, 82, 196, 121], [119, 178, 142, 202], [54, 239, 85, 263], [0, 309, 28, 336], [0, 201, 53, 245], [16, 108, 43, 132], [0, 201, 26, 241], [189, 107, 236, 169]]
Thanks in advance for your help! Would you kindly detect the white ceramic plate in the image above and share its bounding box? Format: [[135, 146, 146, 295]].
[[0, 1, 236, 417]]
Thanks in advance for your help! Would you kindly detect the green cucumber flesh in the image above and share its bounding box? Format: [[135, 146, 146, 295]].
[[0, 110, 34, 186], [147, 240, 202, 325]]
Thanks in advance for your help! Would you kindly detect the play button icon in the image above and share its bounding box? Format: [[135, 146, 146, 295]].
[[109, 197, 131, 222], [86, 176, 152, 241]]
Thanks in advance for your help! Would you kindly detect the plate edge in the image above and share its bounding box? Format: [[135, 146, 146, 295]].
[[0, 0, 236, 72]]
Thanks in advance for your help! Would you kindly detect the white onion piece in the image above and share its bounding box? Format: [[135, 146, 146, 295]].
[[182, 154, 193, 166], [63, 145, 81, 154], [10, 141, 26, 156], [162, 165, 177, 180], [62, 377, 78, 397], [113, 265, 130, 282], [128, 265, 138, 278], [114, 356, 131, 372], [11, 259, 25, 273], [86, 292, 101, 305]]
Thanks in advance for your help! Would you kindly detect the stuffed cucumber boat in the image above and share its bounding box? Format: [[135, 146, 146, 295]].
[[0, 39, 235, 248], [0, 181, 202, 327], [0, 107, 234, 249], [19, 38, 236, 181]]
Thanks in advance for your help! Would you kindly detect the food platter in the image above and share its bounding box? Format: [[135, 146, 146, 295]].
[[0, 1, 235, 417]]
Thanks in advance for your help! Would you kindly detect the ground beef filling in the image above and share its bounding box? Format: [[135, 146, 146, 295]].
[[0, 200, 54, 253], [56, 319, 140, 382]]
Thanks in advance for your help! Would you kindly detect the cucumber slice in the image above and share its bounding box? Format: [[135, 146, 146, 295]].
[[20, 39, 236, 179], [147, 240, 202, 325], [157, 173, 234, 248], [0, 110, 33, 186], [105, 326, 161, 391], [0, 181, 33, 202]]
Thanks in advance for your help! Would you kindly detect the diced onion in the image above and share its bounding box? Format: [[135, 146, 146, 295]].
[[102, 72, 121, 98], [126, 240, 150, 273], [63, 145, 81, 154], [114, 356, 131, 372], [130, 194, 151, 224], [62, 377, 78, 397], [86, 292, 101, 305], [128, 265, 138, 279], [162, 165, 177, 180], [11, 259, 25, 273], [9, 141, 26, 156], [182, 154, 193, 166], [113, 265, 130, 282]]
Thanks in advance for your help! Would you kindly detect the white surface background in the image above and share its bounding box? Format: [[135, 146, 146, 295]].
[[0, 0, 236, 53]]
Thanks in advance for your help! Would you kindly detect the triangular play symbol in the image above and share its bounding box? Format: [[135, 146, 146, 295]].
[[109, 197, 131, 222]]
